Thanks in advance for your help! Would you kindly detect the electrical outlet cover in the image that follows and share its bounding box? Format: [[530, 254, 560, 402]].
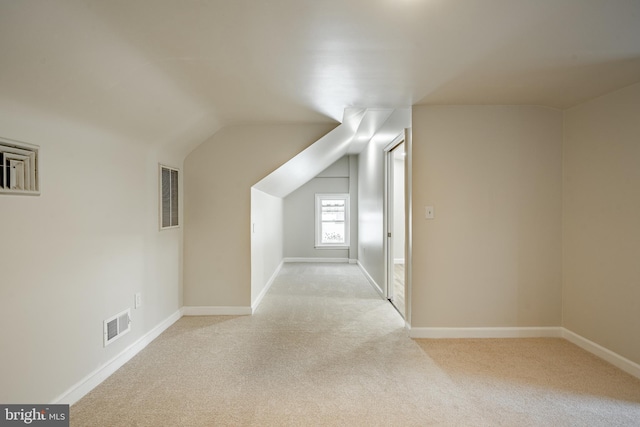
[[134, 293, 142, 309]]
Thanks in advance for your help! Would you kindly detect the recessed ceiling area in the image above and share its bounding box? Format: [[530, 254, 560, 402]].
[[1, 0, 639, 153]]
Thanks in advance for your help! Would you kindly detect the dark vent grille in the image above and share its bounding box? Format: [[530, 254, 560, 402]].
[[162, 168, 171, 228], [170, 169, 178, 226], [107, 319, 118, 341], [160, 165, 179, 229]]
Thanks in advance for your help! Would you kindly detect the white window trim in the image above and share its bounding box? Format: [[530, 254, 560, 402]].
[[315, 193, 350, 249]]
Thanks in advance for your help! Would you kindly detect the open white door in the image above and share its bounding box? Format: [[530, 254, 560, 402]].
[[384, 135, 406, 318]]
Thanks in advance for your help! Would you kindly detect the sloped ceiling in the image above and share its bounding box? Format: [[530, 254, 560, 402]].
[[254, 108, 411, 198], [1, 0, 639, 154]]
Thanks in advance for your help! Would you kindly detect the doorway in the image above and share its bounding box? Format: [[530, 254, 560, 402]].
[[385, 137, 406, 318]]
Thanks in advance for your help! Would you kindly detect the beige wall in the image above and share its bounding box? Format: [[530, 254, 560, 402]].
[[0, 118, 183, 403], [411, 105, 563, 328], [250, 188, 283, 306], [563, 82, 640, 365], [183, 124, 334, 308]]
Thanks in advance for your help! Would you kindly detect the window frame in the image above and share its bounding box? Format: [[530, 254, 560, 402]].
[[314, 193, 350, 249]]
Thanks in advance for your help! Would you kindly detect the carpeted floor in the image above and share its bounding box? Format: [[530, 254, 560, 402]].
[[71, 263, 640, 426], [392, 263, 405, 317]]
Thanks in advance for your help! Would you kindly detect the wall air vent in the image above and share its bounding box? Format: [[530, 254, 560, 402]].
[[0, 137, 40, 195], [103, 309, 131, 347], [159, 164, 179, 229]]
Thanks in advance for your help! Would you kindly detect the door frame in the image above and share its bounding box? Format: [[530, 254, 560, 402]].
[[383, 129, 412, 322]]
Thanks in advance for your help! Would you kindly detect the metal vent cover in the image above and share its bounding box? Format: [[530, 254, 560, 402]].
[[160, 164, 179, 229], [0, 137, 40, 195], [103, 308, 131, 347]]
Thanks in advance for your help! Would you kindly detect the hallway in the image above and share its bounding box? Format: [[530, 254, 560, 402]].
[[71, 263, 640, 426]]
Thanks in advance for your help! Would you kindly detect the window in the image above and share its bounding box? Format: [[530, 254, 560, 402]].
[[0, 137, 39, 195], [160, 164, 179, 229], [315, 193, 350, 248]]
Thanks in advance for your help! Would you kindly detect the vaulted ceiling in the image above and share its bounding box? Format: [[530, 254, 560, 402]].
[[1, 0, 639, 154]]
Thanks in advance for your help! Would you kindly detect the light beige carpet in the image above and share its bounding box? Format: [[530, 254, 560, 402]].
[[71, 263, 640, 426]]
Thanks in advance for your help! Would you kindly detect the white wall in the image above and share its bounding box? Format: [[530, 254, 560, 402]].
[[251, 188, 283, 306], [357, 133, 387, 290], [563, 82, 640, 366], [183, 124, 335, 308], [411, 105, 563, 328], [348, 155, 359, 260], [0, 118, 183, 403], [283, 156, 355, 260]]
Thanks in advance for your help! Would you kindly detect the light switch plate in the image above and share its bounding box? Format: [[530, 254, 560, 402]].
[[135, 292, 142, 309], [425, 205, 435, 219]]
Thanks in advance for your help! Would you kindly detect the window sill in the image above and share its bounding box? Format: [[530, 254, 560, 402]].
[[315, 245, 349, 250]]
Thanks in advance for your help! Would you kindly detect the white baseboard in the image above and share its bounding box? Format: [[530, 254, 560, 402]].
[[407, 325, 639, 380], [562, 328, 640, 380], [54, 308, 183, 405], [408, 326, 563, 339], [356, 261, 384, 297], [284, 257, 349, 263], [349, 259, 357, 264], [182, 306, 252, 316], [251, 260, 283, 313]]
